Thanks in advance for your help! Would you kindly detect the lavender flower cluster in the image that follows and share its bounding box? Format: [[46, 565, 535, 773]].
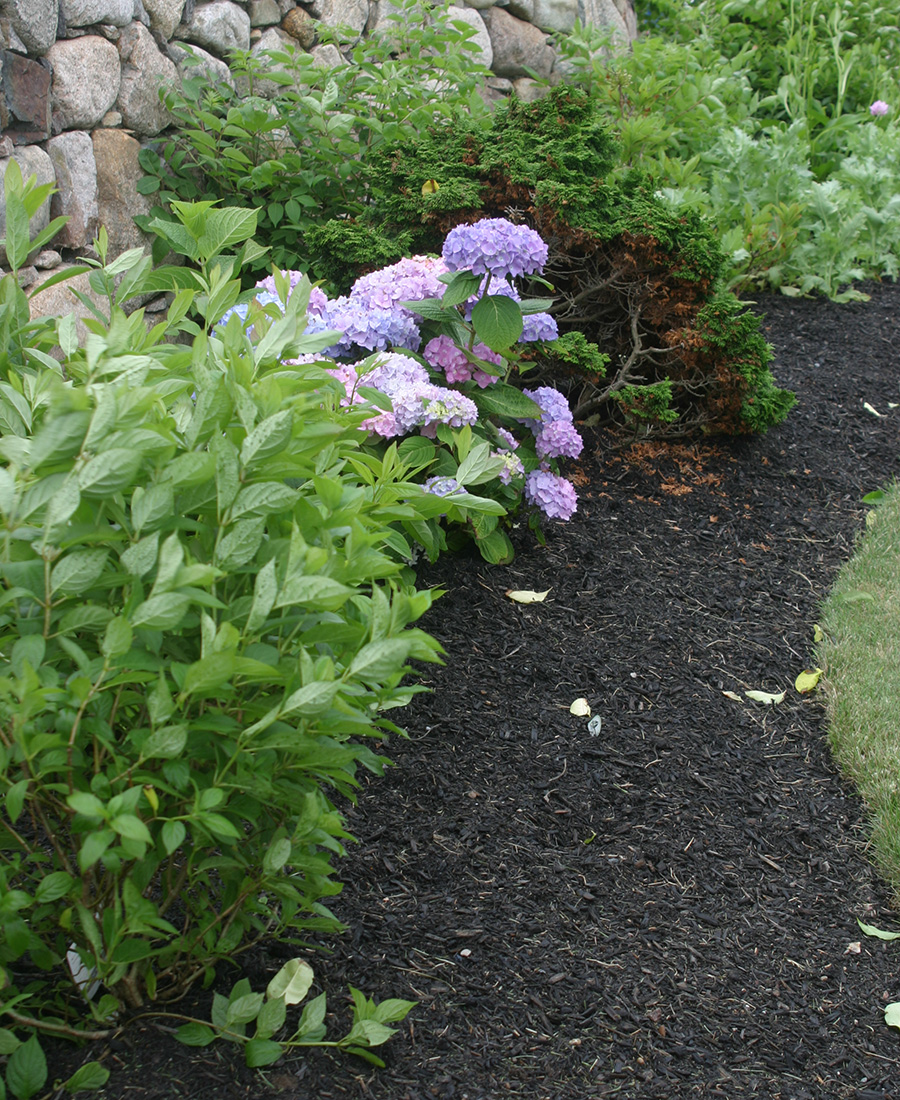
[[328, 353, 479, 439], [219, 218, 581, 524], [443, 218, 549, 280]]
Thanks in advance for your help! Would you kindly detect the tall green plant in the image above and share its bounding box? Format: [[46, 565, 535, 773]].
[[0, 199, 441, 1076], [139, 0, 492, 276]]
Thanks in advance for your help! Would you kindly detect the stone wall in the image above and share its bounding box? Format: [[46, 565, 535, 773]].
[[0, 0, 637, 277]]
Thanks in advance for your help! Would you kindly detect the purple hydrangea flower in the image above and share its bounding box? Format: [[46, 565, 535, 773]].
[[524, 470, 578, 521], [521, 386, 574, 433], [350, 256, 449, 318], [462, 277, 521, 322], [535, 420, 584, 460], [304, 296, 422, 358], [495, 427, 519, 451], [443, 218, 549, 280], [520, 312, 558, 342], [423, 335, 503, 387], [494, 450, 525, 485], [871, 100, 890, 116], [424, 476, 462, 497], [423, 390, 479, 430]]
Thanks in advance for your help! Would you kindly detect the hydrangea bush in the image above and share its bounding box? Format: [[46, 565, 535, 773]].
[[227, 218, 584, 563]]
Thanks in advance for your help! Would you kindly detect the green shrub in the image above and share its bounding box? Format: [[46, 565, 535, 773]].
[[304, 88, 795, 436], [0, 188, 441, 1069], [139, 0, 492, 279]]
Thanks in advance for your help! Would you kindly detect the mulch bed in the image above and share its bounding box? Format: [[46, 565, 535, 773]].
[[50, 284, 900, 1099]]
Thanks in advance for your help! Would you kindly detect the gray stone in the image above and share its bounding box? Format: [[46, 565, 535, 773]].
[[179, 0, 251, 55], [249, 0, 279, 26], [463, 0, 501, 8], [29, 264, 115, 348], [101, 109, 122, 125], [0, 145, 56, 266], [0, 50, 52, 142], [310, 42, 344, 68], [132, 0, 150, 25], [168, 40, 235, 89], [578, 0, 630, 43], [445, 6, 491, 69], [306, 0, 367, 39], [48, 35, 121, 132], [141, 0, 184, 37], [483, 7, 554, 79], [63, 0, 133, 27], [533, 0, 576, 33], [116, 21, 177, 136], [0, 0, 59, 54], [48, 129, 98, 248], [512, 76, 549, 101], [35, 248, 61, 267], [505, 0, 534, 21], [91, 127, 153, 256]]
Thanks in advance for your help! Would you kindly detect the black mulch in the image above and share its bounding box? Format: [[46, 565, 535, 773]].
[[50, 285, 900, 1099]]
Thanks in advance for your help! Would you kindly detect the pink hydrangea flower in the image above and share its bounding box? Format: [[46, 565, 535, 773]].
[[871, 100, 890, 116]]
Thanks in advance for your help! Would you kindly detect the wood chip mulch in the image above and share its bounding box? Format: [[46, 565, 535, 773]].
[[50, 284, 900, 1100]]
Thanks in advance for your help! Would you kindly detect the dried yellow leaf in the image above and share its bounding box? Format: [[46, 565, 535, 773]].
[[569, 698, 591, 717], [505, 589, 550, 604], [794, 668, 823, 693]]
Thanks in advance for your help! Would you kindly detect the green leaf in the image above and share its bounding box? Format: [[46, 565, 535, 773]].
[[281, 681, 340, 717], [174, 1023, 216, 1047], [34, 871, 75, 903], [372, 997, 417, 1023], [886, 1002, 900, 1030], [78, 829, 114, 871], [2, 160, 30, 274], [132, 484, 174, 537], [50, 550, 108, 596], [110, 813, 152, 844], [131, 593, 190, 630], [255, 995, 287, 1039], [241, 410, 293, 468], [267, 959, 314, 1005], [349, 638, 410, 683], [182, 653, 235, 698], [160, 819, 186, 855], [63, 1061, 110, 1093], [263, 837, 292, 875], [102, 617, 133, 661], [230, 482, 297, 519], [246, 558, 277, 633], [244, 1038, 284, 1068], [294, 991, 327, 1039], [474, 384, 542, 419], [470, 294, 523, 351], [6, 1034, 47, 1100], [77, 449, 142, 498], [226, 992, 264, 1026], [440, 270, 483, 308], [216, 517, 265, 569], [67, 791, 105, 817], [197, 207, 258, 262], [5, 779, 28, 825], [142, 724, 188, 760], [857, 918, 900, 941], [121, 532, 161, 577], [0, 1030, 21, 1056], [275, 575, 354, 611], [347, 1019, 396, 1047]]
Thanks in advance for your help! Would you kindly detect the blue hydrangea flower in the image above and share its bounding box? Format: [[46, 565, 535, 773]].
[[535, 420, 584, 460], [350, 256, 449, 318], [525, 470, 578, 521], [520, 386, 574, 434], [304, 297, 422, 358], [424, 476, 463, 497], [520, 312, 558, 343], [443, 218, 549, 280]]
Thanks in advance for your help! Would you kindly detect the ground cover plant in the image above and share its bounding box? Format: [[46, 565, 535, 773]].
[[303, 88, 795, 438], [556, 1, 900, 298], [818, 481, 900, 893]]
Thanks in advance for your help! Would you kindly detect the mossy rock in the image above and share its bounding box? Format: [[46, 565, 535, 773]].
[[303, 87, 794, 436]]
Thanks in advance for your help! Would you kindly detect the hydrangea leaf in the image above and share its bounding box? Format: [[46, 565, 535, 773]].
[[794, 668, 823, 693], [744, 689, 785, 705]]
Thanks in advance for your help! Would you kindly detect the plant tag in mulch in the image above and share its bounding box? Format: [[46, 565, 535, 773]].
[[794, 668, 823, 693], [587, 715, 602, 737], [505, 589, 550, 603], [744, 689, 786, 705], [569, 698, 591, 717]]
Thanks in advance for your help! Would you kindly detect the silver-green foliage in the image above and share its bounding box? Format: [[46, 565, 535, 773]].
[[0, 178, 443, 1054]]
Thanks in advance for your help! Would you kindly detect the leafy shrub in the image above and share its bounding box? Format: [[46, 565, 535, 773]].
[[303, 88, 795, 437], [0, 189, 439, 1072], [138, 0, 492, 278]]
